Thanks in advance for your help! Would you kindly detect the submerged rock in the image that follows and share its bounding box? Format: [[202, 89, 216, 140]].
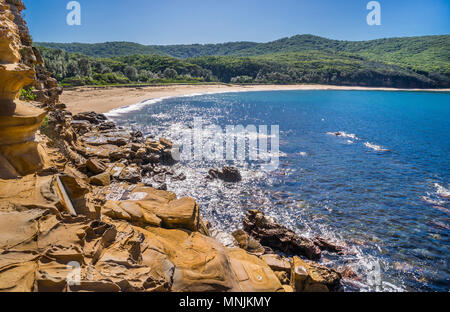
[[243, 210, 321, 260], [207, 166, 242, 182]]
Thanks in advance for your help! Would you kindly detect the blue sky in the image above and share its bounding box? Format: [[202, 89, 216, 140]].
[[23, 0, 449, 44]]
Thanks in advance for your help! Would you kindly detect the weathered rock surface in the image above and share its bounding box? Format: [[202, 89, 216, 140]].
[[243, 210, 321, 260], [0, 0, 47, 178]]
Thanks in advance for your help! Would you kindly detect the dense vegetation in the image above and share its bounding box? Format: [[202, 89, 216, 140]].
[[38, 47, 213, 86], [36, 34, 450, 88]]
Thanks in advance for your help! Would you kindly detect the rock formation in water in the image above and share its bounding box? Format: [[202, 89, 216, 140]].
[[0, 0, 46, 178]]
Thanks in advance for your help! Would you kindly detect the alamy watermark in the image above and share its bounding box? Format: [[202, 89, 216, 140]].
[[367, 1, 381, 26], [66, 1, 81, 26], [171, 118, 280, 171], [66, 261, 81, 287]]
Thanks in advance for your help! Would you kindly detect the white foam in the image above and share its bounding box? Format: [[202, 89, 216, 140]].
[[105, 97, 170, 117], [434, 183, 450, 199], [104, 90, 245, 118], [327, 131, 359, 140], [421, 195, 445, 206], [364, 142, 389, 152]]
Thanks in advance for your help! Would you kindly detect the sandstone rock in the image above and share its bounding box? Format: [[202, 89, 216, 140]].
[[0, 252, 39, 292], [0, 175, 59, 211], [118, 164, 141, 183], [142, 227, 240, 292], [227, 248, 284, 292], [89, 172, 111, 186], [261, 254, 291, 273], [102, 192, 199, 232], [86, 158, 106, 175], [0, 0, 49, 178], [290, 256, 341, 292], [243, 210, 321, 260], [57, 174, 90, 215]]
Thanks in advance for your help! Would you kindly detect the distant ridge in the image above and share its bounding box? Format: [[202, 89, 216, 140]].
[[35, 34, 450, 88]]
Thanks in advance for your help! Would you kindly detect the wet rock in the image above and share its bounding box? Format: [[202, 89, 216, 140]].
[[339, 267, 360, 280], [146, 154, 160, 164], [314, 236, 346, 254], [153, 173, 166, 184], [131, 131, 144, 143], [135, 147, 147, 160], [98, 121, 116, 131], [73, 111, 107, 125], [207, 166, 242, 182], [118, 164, 142, 183], [171, 172, 186, 181], [109, 162, 126, 179], [243, 210, 321, 260], [290, 256, 341, 292], [159, 138, 173, 148], [220, 166, 242, 182], [161, 148, 176, 165]]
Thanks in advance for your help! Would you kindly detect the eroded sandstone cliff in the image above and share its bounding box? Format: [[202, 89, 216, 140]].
[[0, 0, 46, 178]]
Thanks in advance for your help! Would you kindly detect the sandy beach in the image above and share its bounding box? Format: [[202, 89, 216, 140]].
[[61, 84, 450, 114]]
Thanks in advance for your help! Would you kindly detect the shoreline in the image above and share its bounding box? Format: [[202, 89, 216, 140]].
[[61, 84, 450, 114]]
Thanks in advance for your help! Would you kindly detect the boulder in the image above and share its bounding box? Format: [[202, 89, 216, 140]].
[[207, 166, 242, 182], [102, 192, 199, 232], [118, 164, 141, 183], [220, 166, 242, 182], [89, 172, 111, 186], [72, 111, 107, 124], [243, 210, 321, 260]]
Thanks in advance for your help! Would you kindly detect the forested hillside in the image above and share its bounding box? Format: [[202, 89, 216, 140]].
[[35, 34, 450, 88]]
